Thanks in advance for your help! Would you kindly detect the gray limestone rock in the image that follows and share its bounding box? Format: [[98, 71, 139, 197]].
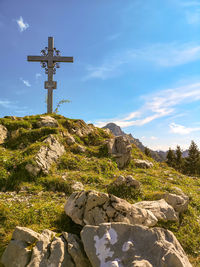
[[63, 232, 92, 267], [134, 199, 178, 222], [81, 222, 192, 267], [112, 175, 140, 189], [0, 124, 8, 144], [25, 134, 65, 176], [107, 136, 132, 168], [133, 159, 153, 169], [162, 192, 189, 213], [1, 227, 91, 267], [65, 190, 157, 227], [36, 116, 59, 128], [1, 240, 32, 267]]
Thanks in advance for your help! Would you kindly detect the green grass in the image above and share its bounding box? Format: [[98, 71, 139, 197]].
[[0, 114, 200, 266]]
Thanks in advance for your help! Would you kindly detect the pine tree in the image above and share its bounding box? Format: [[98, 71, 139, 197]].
[[175, 145, 183, 172], [166, 148, 175, 168], [144, 147, 151, 157], [184, 141, 200, 175]]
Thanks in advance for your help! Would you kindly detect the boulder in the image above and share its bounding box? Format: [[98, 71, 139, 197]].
[[134, 199, 178, 222], [134, 159, 153, 169], [1, 227, 91, 267], [0, 124, 8, 144], [25, 134, 65, 176], [107, 136, 132, 168], [65, 190, 157, 227], [62, 232, 92, 267], [112, 175, 140, 189], [162, 192, 189, 213], [81, 222, 192, 267], [36, 116, 59, 128]]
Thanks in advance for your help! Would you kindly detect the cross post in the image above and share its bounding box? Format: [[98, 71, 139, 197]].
[[27, 37, 73, 113]]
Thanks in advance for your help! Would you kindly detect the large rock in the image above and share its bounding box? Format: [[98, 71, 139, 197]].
[[62, 232, 92, 267], [0, 124, 8, 144], [65, 190, 157, 227], [81, 222, 192, 267], [36, 116, 59, 128], [107, 136, 132, 168], [1, 227, 91, 267], [162, 192, 189, 213], [25, 134, 65, 176], [134, 159, 153, 169], [135, 199, 178, 222]]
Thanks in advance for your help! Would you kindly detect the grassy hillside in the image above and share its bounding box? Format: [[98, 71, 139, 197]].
[[0, 114, 200, 266]]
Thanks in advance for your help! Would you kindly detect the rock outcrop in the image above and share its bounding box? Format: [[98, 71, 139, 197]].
[[81, 222, 192, 267], [0, 124, 8, 144], [1, 226, 91, 267], [135, 199, 178, 222], [134, 159, 153, 169], [107, 136, 132, 168], [162, 192, 189, 213], [112, 175, 141, 189], [36, 116, 59, 128], [25, 134, 65, 176], [65, 190, 157, 227]]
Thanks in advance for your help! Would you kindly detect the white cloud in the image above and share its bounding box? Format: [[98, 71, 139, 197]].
[[0, 100, 13, 108], [94, 82, 200, 128], [150, 136, 157, 140], [16, 16, 29, 32], [84, 43, 200, 80], [169, 122, 200, 135], [20, 78, 31, 87]]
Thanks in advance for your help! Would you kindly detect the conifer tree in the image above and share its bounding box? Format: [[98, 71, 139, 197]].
[[184, 141, 200, 175], [166, 148, 175, 168], [175, 145, 183, 172], [144, 147, 151, 157]]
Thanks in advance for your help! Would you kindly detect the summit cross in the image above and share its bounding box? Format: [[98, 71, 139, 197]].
[[27, 37, 73, 113]]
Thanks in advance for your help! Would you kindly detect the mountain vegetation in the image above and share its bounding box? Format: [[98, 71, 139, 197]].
[[0, 115, 200, 266]]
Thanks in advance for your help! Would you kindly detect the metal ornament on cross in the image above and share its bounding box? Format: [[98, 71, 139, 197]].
[[27, 37, 73, 113]]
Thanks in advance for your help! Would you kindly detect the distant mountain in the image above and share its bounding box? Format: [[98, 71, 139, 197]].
[[103, 123, 167, 162]]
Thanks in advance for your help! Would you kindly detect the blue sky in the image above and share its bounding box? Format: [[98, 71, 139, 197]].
[[1, 0, 200, 151]]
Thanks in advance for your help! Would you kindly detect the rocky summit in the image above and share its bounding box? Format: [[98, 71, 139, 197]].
[[0, 114, 200, 266]]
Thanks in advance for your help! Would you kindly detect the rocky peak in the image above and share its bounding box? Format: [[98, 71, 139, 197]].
[[103, 123, 125, 136]]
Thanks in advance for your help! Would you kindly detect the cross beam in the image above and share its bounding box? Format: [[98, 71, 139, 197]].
[[27, 37, 73, 113]]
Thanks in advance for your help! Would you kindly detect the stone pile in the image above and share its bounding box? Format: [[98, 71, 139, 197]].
[[1, 189, 192, 267]]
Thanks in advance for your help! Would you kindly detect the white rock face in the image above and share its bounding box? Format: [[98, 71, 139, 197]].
[[0, 124, 8, 144], [36, 116, 59, 128], [81, 223, 192, 267], [65, 190, 157, 227], [133, 159, 153, 169], [25, 134, 65, 176], [134, 199, 178, 222]]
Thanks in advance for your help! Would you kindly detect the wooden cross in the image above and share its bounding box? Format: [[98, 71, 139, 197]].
[[27, 37, 73, 113]]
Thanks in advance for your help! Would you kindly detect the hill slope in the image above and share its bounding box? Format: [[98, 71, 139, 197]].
[[0, 114, 200, 266]]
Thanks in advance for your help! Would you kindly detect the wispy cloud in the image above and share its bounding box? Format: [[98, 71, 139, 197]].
[[84, 43, 200, 80], [0, 100, 13, 109], [94, 82, 200, 128], [170, 122, 200, 134], [20, 78, 31, 87], [16, 16, 29, 32]]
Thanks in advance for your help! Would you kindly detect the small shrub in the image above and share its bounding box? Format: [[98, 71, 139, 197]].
[[107, 184, 142, 201]]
